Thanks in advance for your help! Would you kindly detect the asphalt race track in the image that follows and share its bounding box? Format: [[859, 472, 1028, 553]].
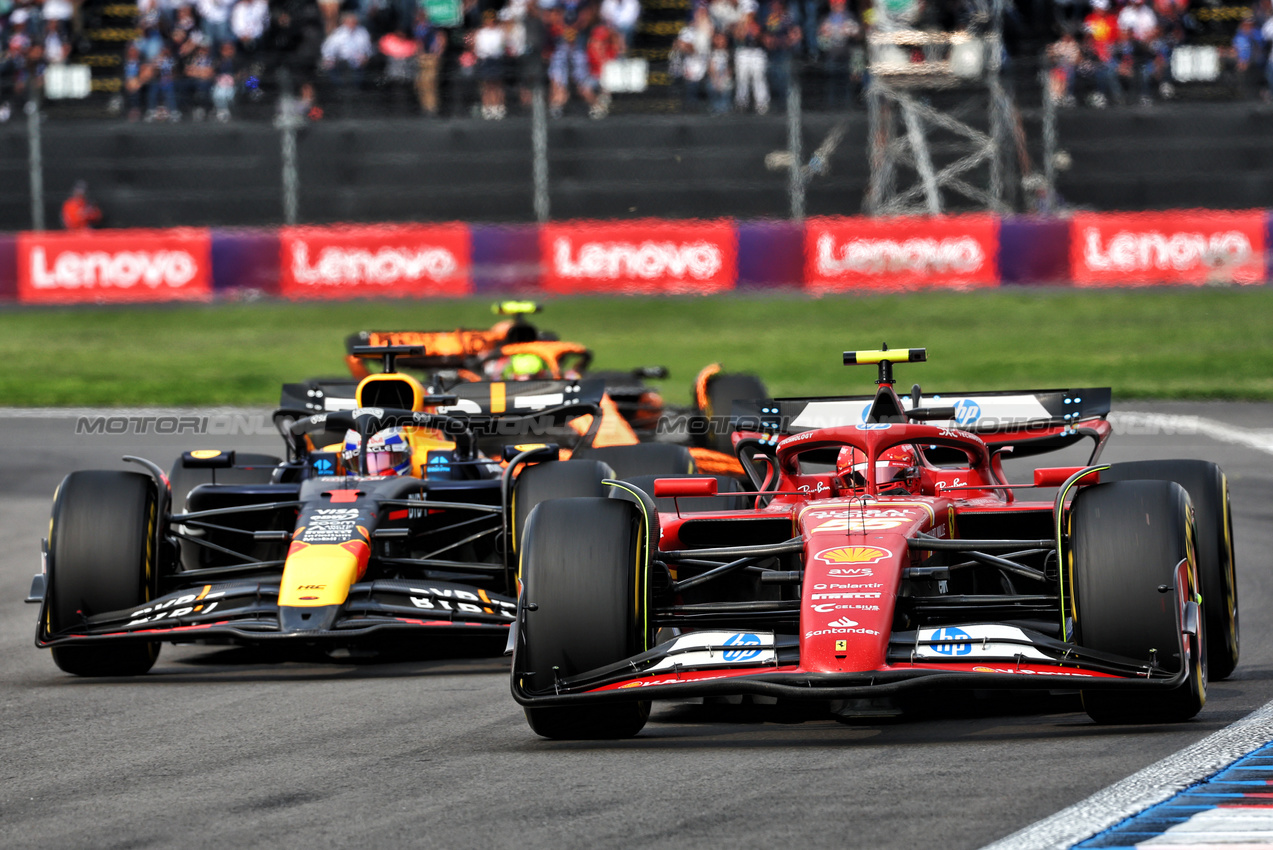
[[2, 402, 1271, 850]]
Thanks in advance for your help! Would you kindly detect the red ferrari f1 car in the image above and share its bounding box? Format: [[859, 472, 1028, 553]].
[[510, 348, 1238, 738]]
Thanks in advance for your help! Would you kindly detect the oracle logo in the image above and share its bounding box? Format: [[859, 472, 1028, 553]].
[[1081, 227, 1252, 272], [29, 247, 198, 289], [552, 237, 723, 280], [289, 242, 459, 286], [815, 234, 985, 275]]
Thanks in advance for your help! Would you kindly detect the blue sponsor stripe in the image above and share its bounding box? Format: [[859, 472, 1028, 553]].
[[1074, 741, 1273, 848]]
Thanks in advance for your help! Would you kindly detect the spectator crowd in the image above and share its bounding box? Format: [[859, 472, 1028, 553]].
[[1046, 0, 1273, 106], [2, 0, 1272, 121]]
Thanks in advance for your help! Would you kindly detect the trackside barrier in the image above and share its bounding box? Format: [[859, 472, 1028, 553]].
[[2, 211, 1270, 303]]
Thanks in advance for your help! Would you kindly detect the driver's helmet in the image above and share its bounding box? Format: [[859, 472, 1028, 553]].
[[485, 352, 551, 381], [836, 444, 919, 491], [342, 427, 413, 476]]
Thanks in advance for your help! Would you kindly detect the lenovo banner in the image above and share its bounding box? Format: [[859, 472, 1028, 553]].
[[17, 229, 213, 303], [540, 220, 737, 294], [806, 215, 1000, 292], [1071, 211, 1266, 286], [279, 224, 472, 298]]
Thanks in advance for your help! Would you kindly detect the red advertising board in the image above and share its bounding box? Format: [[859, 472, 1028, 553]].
[[805, 215, 1000, 292], [540, 220, 736, 294], [279, 224, 471, 298], [1070, 211, 1265, 286], [16, 229, 212, 303]]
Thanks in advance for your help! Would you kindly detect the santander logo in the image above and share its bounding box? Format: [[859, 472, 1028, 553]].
[[29, 247, 198, 289], [552, 237, 722, 280], [290, 242, 458, 286], [815, 233, 984, 275], [1081, 227, 1251, 272]]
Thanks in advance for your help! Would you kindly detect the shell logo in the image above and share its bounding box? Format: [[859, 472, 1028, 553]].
[[815, 546, 890, 566]]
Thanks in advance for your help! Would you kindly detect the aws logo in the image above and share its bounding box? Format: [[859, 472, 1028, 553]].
[[814, 546, 890, 566]]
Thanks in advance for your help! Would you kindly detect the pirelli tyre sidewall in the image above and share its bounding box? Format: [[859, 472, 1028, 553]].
[[517, 497, 651, 739], [1102, 459, 1239, 680], [47, 470, 161, 676], [1069, 479, 1205, 723]]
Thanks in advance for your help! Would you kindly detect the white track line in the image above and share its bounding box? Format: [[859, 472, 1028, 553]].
[[1110, 412, 1273, 457], [981, 701, 1273, 850]]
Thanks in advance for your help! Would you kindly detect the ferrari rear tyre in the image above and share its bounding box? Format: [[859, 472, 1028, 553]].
[[1103, 460, 1238, 680], [47, 471, 161, 677], [574, 442, 695, 480], [510, 459, 610, 557], [168, 452, 282, 510], [518, 497, 651, 739], [1069, 480, 1205, 723], [698, 373, 768, 454]]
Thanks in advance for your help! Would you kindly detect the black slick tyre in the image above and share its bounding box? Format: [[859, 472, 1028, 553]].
[[698, 373, 768, 454], [1069, 480, 1205, 723], [47, 470, 161, 676], [1103, 459, 1238, 679], [518, 497, 651, 739], [510, 459, 610, 557], [573, 442, 695, 480]]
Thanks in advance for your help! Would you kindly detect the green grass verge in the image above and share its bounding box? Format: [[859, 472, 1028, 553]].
[[3, 288, 1272, 407]]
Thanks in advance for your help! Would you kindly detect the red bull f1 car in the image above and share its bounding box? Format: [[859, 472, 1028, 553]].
[[27, 360, 677, 676], [510, 348, 1239, 738]]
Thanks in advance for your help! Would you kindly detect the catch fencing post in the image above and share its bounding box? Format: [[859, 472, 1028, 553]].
[[532, 84, 549, 222], [787, 65, 804, 221], [26, 92, 44, 231], [275, 69, 300, 225]]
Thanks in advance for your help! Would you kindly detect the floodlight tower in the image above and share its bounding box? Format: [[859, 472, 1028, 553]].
[[863, 0, 1020, 215]]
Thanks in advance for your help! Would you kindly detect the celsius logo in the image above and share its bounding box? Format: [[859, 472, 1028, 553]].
[[953, 399, 981, 426], [930, 627, 972, 656], [723, 632, 763, 662]]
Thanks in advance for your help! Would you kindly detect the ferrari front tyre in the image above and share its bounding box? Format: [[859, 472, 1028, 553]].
[[1069, 480, 1205, 723], [47, 470, 161, 677], [518, 497, 651, 739], [510, 459, 610, 557], [1102, 460, 1238, 680], [698, 373, 768, 454], [574, 442, 695, 480]]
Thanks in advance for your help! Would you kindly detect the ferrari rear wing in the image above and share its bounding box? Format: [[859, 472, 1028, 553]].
[[731, 388, 1112, 461]]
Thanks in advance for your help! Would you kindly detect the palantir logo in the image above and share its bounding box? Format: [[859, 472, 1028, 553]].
[[931, 627, 972, 656], [723, 632, 763, 662], [953, 399, 981, 427]]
